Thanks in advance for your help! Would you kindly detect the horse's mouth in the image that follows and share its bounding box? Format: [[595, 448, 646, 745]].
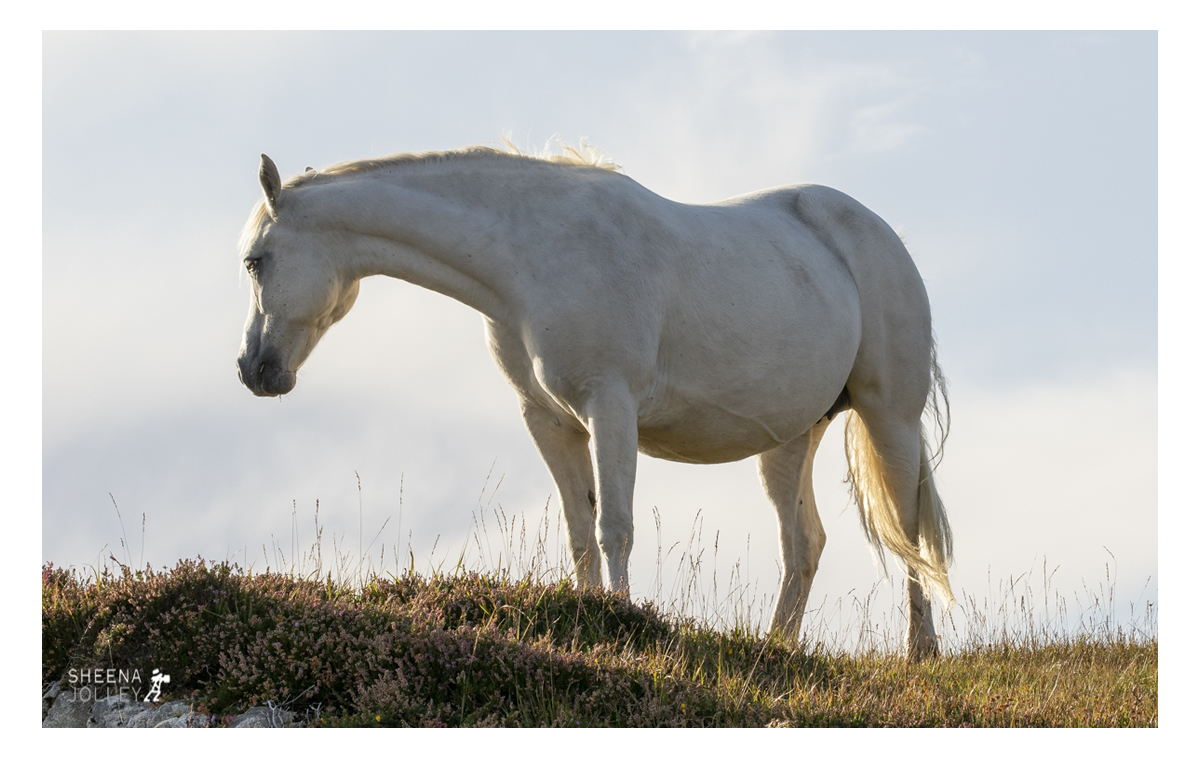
[[237, 356, 296, 397]]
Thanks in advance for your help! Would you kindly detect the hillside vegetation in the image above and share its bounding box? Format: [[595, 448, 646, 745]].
[[42, 558, 1156, 727]]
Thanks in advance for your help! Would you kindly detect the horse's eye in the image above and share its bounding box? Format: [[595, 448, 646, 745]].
[[245, 258, 260, 274]]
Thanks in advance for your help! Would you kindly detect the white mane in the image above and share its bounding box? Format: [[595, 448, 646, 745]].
[[294, 140, 620, 188]]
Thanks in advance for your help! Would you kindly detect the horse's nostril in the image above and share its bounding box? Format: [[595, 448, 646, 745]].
[[258, 364, 265, 375]]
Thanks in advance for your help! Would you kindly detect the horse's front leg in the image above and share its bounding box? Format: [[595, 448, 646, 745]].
[[520, 401, 602, 587], [581, 385, 639, 593]]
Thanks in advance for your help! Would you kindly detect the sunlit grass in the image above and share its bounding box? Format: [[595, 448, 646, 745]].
[[43, 497, 1156, 727]]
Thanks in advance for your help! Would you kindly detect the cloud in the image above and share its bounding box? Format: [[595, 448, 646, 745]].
[[847, 101, 924, 154], [606, 34, 928, 203]]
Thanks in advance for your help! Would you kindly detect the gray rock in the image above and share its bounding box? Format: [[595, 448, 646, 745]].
[[127, 700, 194, 728], [42, 683, 293, 728], [89, 693, 153, 727], [42, 682, 61, 722], [42, 686, 93, 728], [227, 705, 296, 728], [153, 711, 209, 728]]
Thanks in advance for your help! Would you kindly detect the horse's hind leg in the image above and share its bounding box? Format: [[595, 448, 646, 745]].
[[520, 402, 602, 586], [759, 418, 832, 641], [846, 401, 940, 659]]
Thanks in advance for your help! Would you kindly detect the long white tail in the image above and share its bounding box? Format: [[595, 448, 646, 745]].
[[844, 359, 954, 604]]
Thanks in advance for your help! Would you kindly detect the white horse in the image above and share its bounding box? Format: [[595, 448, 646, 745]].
[[236, 145, 954, 659]]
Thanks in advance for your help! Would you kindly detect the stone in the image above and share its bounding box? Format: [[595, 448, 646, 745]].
[[42, 686, 93, 728], [127, 700, 194, 728], [90, 693, 153, 727], [42, 682, 61, 722], [42, 680, 294, 728], [227, 705, 296, 728], [153, 711, 210, 728]]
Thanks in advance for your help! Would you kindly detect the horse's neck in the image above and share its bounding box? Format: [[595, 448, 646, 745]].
[[310, 165, 537, 321]]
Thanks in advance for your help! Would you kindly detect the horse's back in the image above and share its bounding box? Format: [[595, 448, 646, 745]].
[[496, 176, 931, 463]]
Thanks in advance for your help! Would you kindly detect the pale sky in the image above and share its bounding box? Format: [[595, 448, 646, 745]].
[[40, 31, 1160, 647]]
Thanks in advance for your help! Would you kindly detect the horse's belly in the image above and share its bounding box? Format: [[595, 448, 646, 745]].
[[635, 402, 821, 464]]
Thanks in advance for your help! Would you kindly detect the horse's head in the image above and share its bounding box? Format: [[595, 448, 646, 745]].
[[236, 154, 360, 397]]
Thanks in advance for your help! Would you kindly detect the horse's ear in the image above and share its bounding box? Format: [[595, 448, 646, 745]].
[[259, 154, 282, 217], [305, 166, 315, 173]]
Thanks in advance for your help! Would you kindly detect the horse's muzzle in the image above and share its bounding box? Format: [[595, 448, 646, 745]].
[[237, 354, 296, 397]]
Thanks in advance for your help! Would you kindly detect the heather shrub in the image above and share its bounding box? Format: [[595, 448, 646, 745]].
[[359, 572, 672, 651], [42, 563, 103, 681], [43, 559, 749, 725]]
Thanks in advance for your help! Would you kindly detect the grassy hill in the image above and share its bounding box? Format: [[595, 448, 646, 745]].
[[42, 558, 1156, 727]]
